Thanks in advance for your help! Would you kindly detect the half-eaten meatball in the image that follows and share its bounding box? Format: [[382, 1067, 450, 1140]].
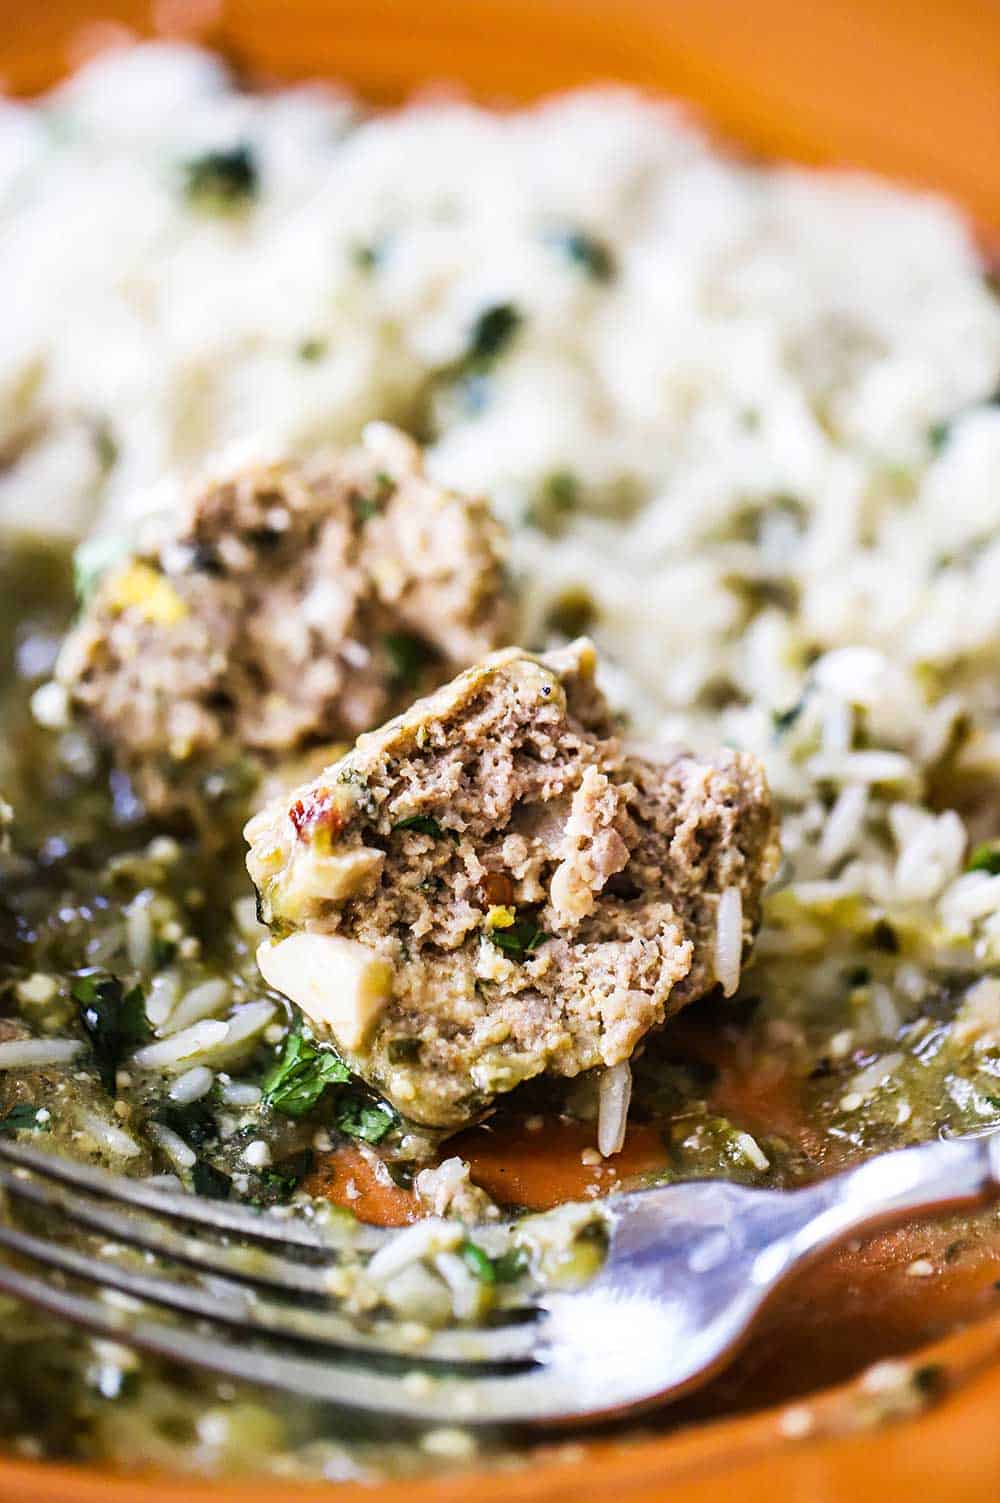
[[56, 424, 512, 819], [245, 641, 780, 1131]]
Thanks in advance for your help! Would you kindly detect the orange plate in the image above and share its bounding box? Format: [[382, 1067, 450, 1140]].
[[3, 2, 1000, 1499]]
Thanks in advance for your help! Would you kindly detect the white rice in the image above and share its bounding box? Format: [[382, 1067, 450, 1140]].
[[145, 971, 182, 1029], [217, 1077, 263, 1107], [78, 1110, 142, 1159], [131, 1019, 230, 1070], [159, 978, 230, 1037], [213, 1001, 276, 1052], [818, 784, 868, 870], [849, 1052, 905, 1099], [148, 1121, 197, 1171], [0, 1038, 84, 1068], [366, 1218, 463, 1284], [733, 1131, 770, 1172], [124, 893, 155, 971], [597, 1059, 632, 1157], [167, 1064, 214, 1104], [714, 887, 743, 998]]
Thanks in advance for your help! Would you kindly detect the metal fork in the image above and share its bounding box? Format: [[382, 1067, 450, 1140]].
[[0, 1130, 997, 1427]]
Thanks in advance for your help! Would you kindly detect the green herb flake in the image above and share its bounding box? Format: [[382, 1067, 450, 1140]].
[[258, 1148, 314, 1202], [488, 917, 548, 961], [297, 337, 328, 362], [262, 1023, 350, 1118], [351, 241, 379, 272], [191, 1159, 231, 1200], [928, 420, 951, 453], [967, 843, 1000, 876], [466, 303, 521, 365], [0, 1104, 48, 1135], [335, 1100, 396, 1144], [458, 1240, 496, 1284], [545, 227, 616, 281], [72, 974, 151, 1093], [183, 144, 258, 212], [490, 1246, 529, 1283], [382, 631, 439, 691], [393, 814, 447, 838], [527, 468, 580, 536], [771, 699, 806, 737]]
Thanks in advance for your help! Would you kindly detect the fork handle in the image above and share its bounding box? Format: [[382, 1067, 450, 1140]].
[[757, 1131, 1000, 1285]]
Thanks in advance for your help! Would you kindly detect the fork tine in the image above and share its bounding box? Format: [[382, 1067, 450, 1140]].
[[0, 1165, 341, 1296], [0, 1138, 389, 1252], [0, 1220, 540, 1365], [0, 1255, 568, 1424]]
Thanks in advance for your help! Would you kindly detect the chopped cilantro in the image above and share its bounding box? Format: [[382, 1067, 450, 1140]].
[[545, 227, 615, 281], [458, 1240, 496, 1284], [262, 1023, 350, 1118], [382, 631, 438, 691], [525, 469, 580, 535], [183, 144, 258, 212], [191, 1159, 231, 1200], [335, 1099, 395, 1144], [393, 814, 447, 838], [928, 420, 951, 453], [967, 843, 1000, 876], [158, 1097, 216, 1150], [772, 699, 806, 736], [490, 1246, 529, 1283], [0, 1104, 47, 1135], [488, 917, 547, 960], [351, 240, 380, 272], [72, 974, 150, 1092], [387, 1160, 414, 1190], [256, 1148, 314, 1203], [466, 303, 521, 365], [349, 471, 396, 524], [352, 494, 380, 523]]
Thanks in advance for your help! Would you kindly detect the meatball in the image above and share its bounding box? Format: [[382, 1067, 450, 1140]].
[[245, 640, 780, 1129], [56, 424, 512, 819]]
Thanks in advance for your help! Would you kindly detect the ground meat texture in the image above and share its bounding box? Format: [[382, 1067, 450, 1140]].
[[56, 424, 512, 819], [245, 640, 780, 1129]]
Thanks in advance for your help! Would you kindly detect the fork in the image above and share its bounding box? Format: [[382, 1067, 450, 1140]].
[[0, 1130, 997, 1427]]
